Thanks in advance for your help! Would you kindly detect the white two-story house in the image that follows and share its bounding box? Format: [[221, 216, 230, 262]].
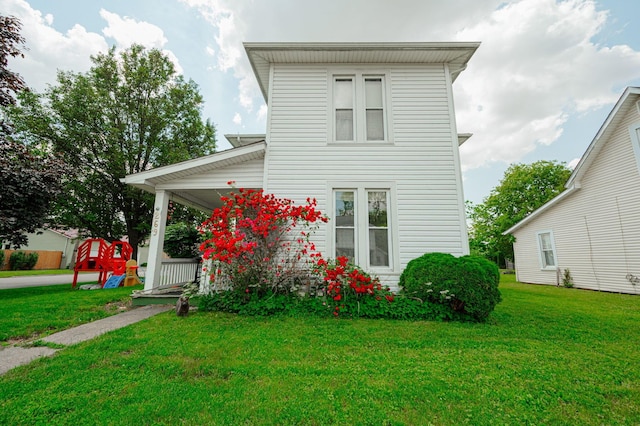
[[124, 42, 479, 292]]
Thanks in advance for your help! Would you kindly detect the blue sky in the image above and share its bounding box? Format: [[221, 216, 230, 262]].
[[3, 0, 640, 205]]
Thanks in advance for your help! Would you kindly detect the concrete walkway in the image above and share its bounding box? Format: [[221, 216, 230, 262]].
[[0, 304, 172, 375], [0, 273, 101, 290]]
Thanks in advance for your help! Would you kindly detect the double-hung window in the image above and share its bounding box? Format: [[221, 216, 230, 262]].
[[334, 188, 392, 269], [629, 122, 640, 175], [332, 73, 387, 142], [537, 231, 557, 270]]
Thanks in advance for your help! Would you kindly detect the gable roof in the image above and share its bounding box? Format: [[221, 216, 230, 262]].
[[123, 141, 265, 192], [245, 42, 480, 102], [504, 87, 640, 235]]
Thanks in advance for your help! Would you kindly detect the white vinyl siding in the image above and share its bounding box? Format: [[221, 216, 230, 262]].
[[155, 158, 265, 190], [265, 63, 468, 289], [512, 104, 640, 293]]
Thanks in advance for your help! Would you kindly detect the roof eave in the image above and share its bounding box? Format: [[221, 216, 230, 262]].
[[567, 86, 640, 188], [244, 41, 481, 102]]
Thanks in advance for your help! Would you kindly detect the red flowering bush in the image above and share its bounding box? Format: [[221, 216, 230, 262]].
[[314, 256, 394, 317], [199, 186, 327, 295]]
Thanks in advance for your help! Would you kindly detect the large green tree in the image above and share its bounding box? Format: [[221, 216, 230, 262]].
[[0, 15, 27, 109], [0, 15, 69, 248], [468, 160, 572, 266], [6, 44, 216, 256]]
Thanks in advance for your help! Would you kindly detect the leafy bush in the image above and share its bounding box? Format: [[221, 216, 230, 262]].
[[9, 251, 38, 270], [399, 252, 501, 322], [0, 250, 4, 269], [164, 223, 201, 258], [313, 256, 396, 318], [562, 268, 574, 288], [198, 289, 454, 321], [200, 186, 326, 295]]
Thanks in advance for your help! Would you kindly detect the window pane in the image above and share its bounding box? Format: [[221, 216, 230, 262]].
[[369, 229, 389, 267], [336, 109, 354, 141], [543, 250, 555, 267], [334, 78, 353, 108], [335, 191, 355, 226], [366, 109, 384, 140], [539, 233, 552, 250], [368, 191, 388, 227], [336, 229, 355, 261], [365, 78, 383, 107]]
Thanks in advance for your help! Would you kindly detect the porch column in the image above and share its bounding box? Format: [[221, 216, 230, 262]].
[[144, 190, 170, 291]]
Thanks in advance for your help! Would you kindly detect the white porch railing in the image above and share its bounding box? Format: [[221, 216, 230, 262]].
[[157, 258, 201, 287]]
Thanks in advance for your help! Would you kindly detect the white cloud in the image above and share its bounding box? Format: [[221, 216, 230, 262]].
[[99, 9, 167, 48], [257, 104, 268, 122], [184, 0, 640, 171], [2, 0, 108, 92], [99, 9, 183, 74], [232, 112, 242, 125], [568, 157, 581, 169], [454, 0, 640, 169]]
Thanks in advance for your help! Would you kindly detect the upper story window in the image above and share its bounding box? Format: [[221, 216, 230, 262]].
[[332, 73, 387, 143]]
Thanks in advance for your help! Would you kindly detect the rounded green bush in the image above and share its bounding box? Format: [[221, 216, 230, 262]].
[[399, 252, 501, 322]]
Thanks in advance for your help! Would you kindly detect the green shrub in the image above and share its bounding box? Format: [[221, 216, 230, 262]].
[[198, 288, 457, 322], [26, 252, 38, 269], [9, 251, 38, 270], [163, 223, 201, 258], [0, 250, 4, 269], [562, 268, 574, 288], [399, 252, 501, 322]]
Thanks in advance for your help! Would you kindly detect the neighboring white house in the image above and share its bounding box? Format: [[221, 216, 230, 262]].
[[505, 87, 640, 294], [3, 228, 79, 269], [124, 42, 479, 291]]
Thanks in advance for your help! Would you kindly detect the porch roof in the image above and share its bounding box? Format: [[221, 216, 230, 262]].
[[122, 141, 266, 211]]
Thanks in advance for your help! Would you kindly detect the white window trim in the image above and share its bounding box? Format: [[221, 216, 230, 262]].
[[327, 182, 399, 273], [536, 230, 558, 271], [629, 122, 640, 175], [327, 67, 393, 145]]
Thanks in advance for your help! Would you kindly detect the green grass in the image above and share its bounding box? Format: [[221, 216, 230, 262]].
[[0, 269, 75, 278], [0, 284, 142, 342], [1, 276, 639, 425]]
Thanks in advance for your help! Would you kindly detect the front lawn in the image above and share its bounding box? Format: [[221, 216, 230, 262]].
[[1, 277, 639, 425], [0, 284, 141, 342]]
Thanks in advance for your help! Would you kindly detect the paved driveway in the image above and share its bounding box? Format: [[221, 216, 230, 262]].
[[0, 273, 100, 290]]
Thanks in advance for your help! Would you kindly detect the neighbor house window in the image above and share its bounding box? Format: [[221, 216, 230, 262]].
[[332, 74, 387, 142], [334, 188, 391, 269], [629, 123, 640, 175], [537, 231, 557, 270]]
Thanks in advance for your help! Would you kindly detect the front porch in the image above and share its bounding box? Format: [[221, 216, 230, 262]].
[[122, 138, 266, 297]]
